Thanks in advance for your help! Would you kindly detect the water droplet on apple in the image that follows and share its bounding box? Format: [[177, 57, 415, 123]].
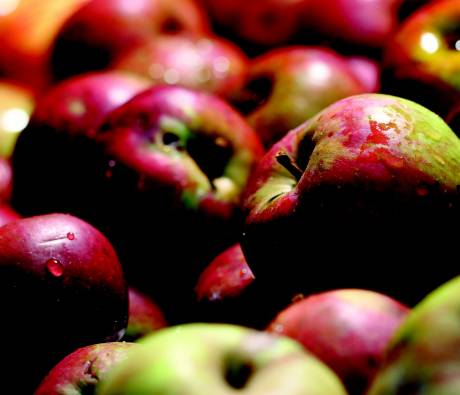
[[66, 232, 75, 240], [272, 323, 285, 334], [46, 259, 64, 277], [291, 293, 304, 303]]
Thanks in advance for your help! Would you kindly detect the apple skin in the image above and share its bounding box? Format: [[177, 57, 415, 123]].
[[50, 0, 210, 81], [0, 157, 13, 202], [11, 71, 149, 221], [367, 274, 460, 395], [0, 0, 90, 94], [231, 47, 370, 148], [382, 0, 460, 118], [241, 93, 460, 310], [0, 204, 21, 226], [0, 80, 34, 158], [93, 85, 264, 324], [267, 289, 410, 394], [111, 34, 249, 99], [0, 213, 128, 392], [98, 323, 349, 395], [124, 287, 167, 342], [35, 342, 136, 395]]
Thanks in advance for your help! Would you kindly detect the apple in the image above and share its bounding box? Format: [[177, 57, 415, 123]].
[[0, 157, 12, 202], [50, 0, 211, 81], [382, 0, 460, 118], [124, 287, 167, 341], [231, 46, 371, 148], [267, 289, 410, 394], [11, 71, 149, 220], [35, 342, 136, 395], [241, 93, 460, 311], [97, 323, 349, 395], [111, 34, 249, 100], [346, 56, 381, 93], [367, 274, 460, 395], [0, 203, 21, 226], [92, 85, 264, 324], [0, 0, 90, 94], [0, 213, 128, 392], [0, 80, 34, 158]]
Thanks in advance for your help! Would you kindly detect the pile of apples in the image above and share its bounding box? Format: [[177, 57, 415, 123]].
[[2, 0, 460, 394]]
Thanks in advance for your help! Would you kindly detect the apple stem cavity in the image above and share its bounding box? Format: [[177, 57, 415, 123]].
[[275, 151, 303, 181]]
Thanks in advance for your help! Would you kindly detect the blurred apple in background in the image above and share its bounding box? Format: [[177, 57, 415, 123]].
[[124, 287, 167, 341], [0, 0, 90, 94], [0, 213, 128, 392], [0, 80, 34, 158], [0, 157, 13, 202], [92, 85, 264, 324], [50, 0, 210, 82], [267, 289, 410, 394], [0, 203, 20, 226], [98, 323, 349, 395], [231, 47, 372, 148], [11, 71, 149, 221], [241, 93, 460, 312], [111, 34, 249, 100], [35, 342, 136, 395], [382, 0, 460, 119]]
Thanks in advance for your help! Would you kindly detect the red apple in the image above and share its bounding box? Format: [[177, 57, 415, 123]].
[[11, 71, 149, 220], [0, 157, 12, 202], [241, 93, 460, 311], [50, 0, 211, 81], [267, 289, 410, 394], [382, 0, 460, 118], [125, 287, 167, 341], [0, 204, 21, 226], [35, 342, 136, 395], [111, 34, 249, 99], [0, 0, 90, 93], [0, 213, 128, 392], [93, 85, 264, 323], [231, 47, 371, 148]]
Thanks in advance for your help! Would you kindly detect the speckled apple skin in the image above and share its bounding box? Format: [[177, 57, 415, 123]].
[[98, 323, 348, 395], [94, 85, 264, 324], [36, 342, 135, 395], [267, 289, 410, 394], [11, 71, 148, 220], [368, 275, 460, 395], [242, 93, 460, 310]]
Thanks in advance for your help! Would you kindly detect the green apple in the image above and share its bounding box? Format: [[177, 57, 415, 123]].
[[98, 323, 349, 395]]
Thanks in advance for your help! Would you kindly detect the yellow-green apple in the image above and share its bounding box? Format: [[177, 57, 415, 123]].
[[241, 93, 460, 311], [124, 287, 167, 342], [11, 71, 149, 220], [35, 342, 136, 395], [93, 85, 264, 323], [267, 289, 410, 394], [0, 0, 90, 93], [0, 80, 34, 158], [231, 47, 371, 148], [382, 0, 460, 118], [97, 323, 349, 395], [0, 213, 128, 392], [111, 34, 248, 100], [50, 0, 210, 81], [367, 274, 460, 395]]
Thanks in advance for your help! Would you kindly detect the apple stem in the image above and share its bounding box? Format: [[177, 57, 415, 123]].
[[275, 152, 303, 181]]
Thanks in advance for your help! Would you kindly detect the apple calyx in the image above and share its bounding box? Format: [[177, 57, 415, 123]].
[[275, 151, 303, 182]]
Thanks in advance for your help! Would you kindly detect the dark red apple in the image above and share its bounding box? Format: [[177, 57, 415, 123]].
[[231, 47, 371, 148], [0, 213, 128, 392], [93, 85, 264, 323], [50, 0, 210, 81], [11, 71, 149, 220], [382, 0, 460, 118], [241, 93, 460, 311], [267, 289, 410, 394], [125, 287, 167, 341], [35, 342, 136, 395], [111, 34, 248, 99]]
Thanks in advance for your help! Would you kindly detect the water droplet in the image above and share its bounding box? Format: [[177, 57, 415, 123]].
[[240, 268, 248, 277], [291, 293, 304, 303], [273, 323, 284, 333], [66, 232, 75, 240], [46, 259, 64, 277]]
